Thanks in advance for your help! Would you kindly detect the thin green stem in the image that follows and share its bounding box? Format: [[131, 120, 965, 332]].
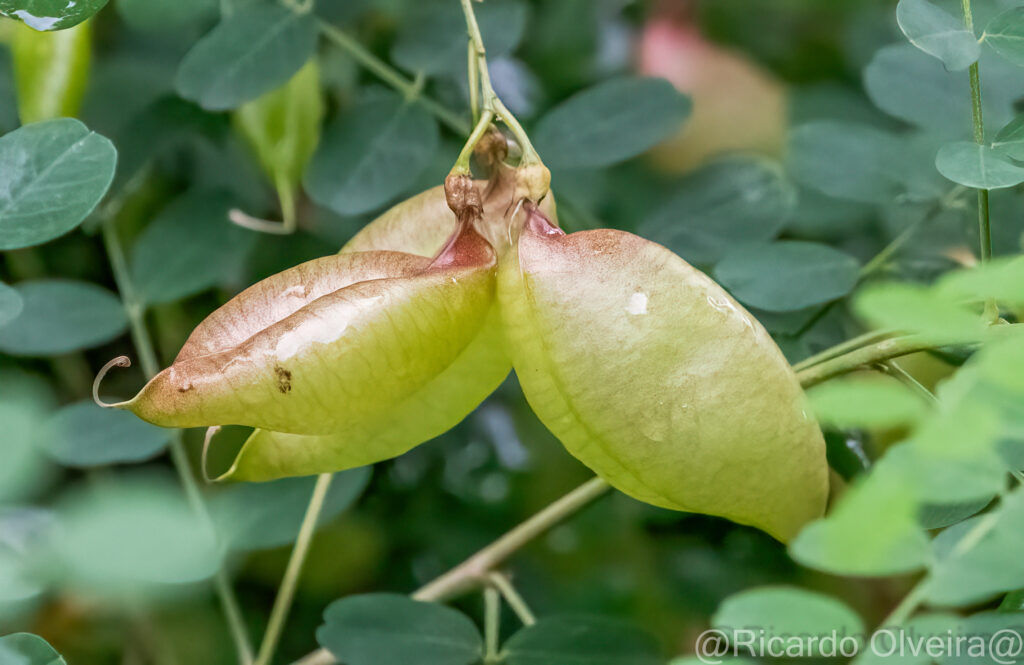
[[291, 477, 611, 665], [483, 587, 501, 663], [458, 0, 540, 165], [413, 476, 612, 602], [315, 19, 469, 135], [99, 218, 254, 665], [963, 0, 996, 321], [879, 360, 939, 404], [468, 41, 481, 124], [255, 473, 333, 665], [452, 110, 495, 175], [488, 573, 536, 626], [796, 334, 972, 388], [791, 330, 897, 373]]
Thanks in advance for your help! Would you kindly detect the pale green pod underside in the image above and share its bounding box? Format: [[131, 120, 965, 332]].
[[227, 307, 507, 481], [498, 212, 828, 542], [123, 246, 496, 436]]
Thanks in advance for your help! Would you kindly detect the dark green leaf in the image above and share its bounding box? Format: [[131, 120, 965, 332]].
[[936, 141, 1024, 189], [317, 593, 483, 665], [712, 587, 864, 649], [824, 430, 873, 482], [984, 7, 1024, 67], [175, 4, 318, 110], [0, 370, 55, 505], [0, 118, 116, 250], [0, 633, 66, 665], [532, 77, 691, 169], [129, 190, 255, 305], [864, 44, 967, 133], [41, 400, 171, 467], [391, 0, 527, 77], [0, 281, 23, 327], [211, 466, 371, 550], [993, 113, 1024, 159], [638, 157, 795, 265], [0, 508, 52, 608], [897, 0, 980, 71], [50, 475, 223, 596], [116, 0, 215, 31], [0, 0, 106, 30], [788, 121, 905, 203], [864, 45, 1024, 133], [304, 93, 439, 215], [504, 616, 662, 665], [115, 96, 228, 186], [0, 280, 127, 356], [919, 497, 992, 529], [713, 241, 860, 312]]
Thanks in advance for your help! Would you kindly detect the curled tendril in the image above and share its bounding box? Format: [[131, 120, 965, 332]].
[[202, 426, 222, 484], [92, 355, 132, 408], [228, 208, 295, 235]]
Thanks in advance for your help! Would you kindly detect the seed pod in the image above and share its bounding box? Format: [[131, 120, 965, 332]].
[[12, 19, 91, 124], [117, 223, 497, 438], [224, 176, 512, 480], [498, 205, 827, 541], [233, 58, 323, 220]]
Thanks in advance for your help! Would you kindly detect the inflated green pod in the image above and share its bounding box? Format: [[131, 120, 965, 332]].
[[12, 19, 91, 124], [233, 58, 323, 226], [118, 223, 496, 438], [222, 177, 519, 480], [498, 204, 828, 541]]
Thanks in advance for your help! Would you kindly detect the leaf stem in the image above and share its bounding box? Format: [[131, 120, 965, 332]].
[[488, 573, 536, 626], [291, 477, 610, 665], [99, 217, 254, 665], [254, 473, 333, 665], [413, 476, 612, 602], [452, 109, 495, 175], [962, 0, 997, 321], [457, 0, 540, 165], [483, 586, 501, 663], [315, 19, 470, 135], [796, 334, 970, 388], [791, 330, 896, 373]]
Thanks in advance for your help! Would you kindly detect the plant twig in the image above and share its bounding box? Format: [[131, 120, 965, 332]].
[[315, 19, 469, 135], [458, 0, 540, 165], [292, 477, 611, 665], [99, 217, 254, 665], [254, 473, 334, 665], [483, 586, 501, 663], [796, 333, 977, 388], [488, 572, 536, 626], [962, 0, 997, 322]]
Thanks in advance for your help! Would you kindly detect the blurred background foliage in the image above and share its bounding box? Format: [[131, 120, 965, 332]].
[[3, 0, 1024, 662]]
